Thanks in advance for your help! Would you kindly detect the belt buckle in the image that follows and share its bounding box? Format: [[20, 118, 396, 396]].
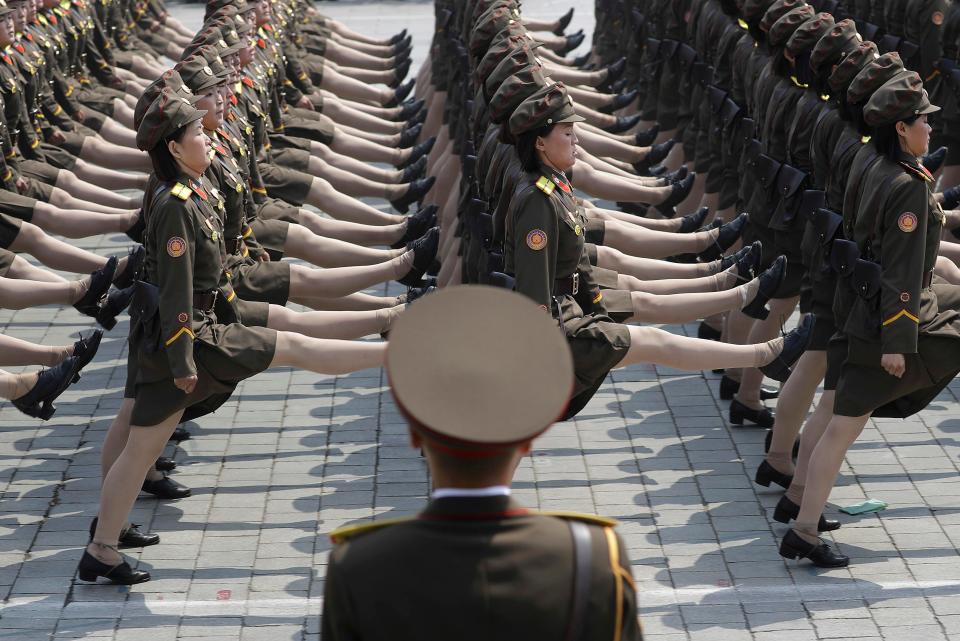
[[572, 272, 579, 296], [210, 289, 219, 309]]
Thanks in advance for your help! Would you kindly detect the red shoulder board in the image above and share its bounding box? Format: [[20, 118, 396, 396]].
[[242, 76, 254, 87], [24, 33, 33, 42], [257, 38, 266, 49], [14, 44, 24, 54], [262, 24, 273, 32], [47, 14, 57, 25], [899, 161, 935, 183], [212, 142, 228, 155], [230, 94, 238, 105], [3, 55, 11, 65]]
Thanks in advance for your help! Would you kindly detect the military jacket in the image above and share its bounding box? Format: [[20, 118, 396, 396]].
[[323, 496, 643, 641]]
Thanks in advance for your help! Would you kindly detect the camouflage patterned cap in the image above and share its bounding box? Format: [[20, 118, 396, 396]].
[[863, 71, 939, 127], [785, 13, 834, 56], [136, 88, 208, 152], [846, 52, 904, 104], [509, 82, 585, 136], [134, 70, 197, 131], [484, 43, 542, 99], [760, 0, 808, 33], [740, 0, 776, 20], [178, 52, 224, 95], [809, 18, 861, 74], [767, 5, 816, 47], [469, 6, 518, 57], [488, 65, 548, 125], [827, 41, 880, 92]]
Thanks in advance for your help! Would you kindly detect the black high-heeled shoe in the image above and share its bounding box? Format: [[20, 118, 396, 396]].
[[400, 136, 436, 169], [399, 226, 440, 286], [558, 30, 586, 56], [601, 89, 640, 114], [678, 207, 710, 233], [77, 548, 151, 584], [406, 106, 428, 128], [392, 204, 438, 249], [759, 314, 814, 383], [390, 58, 412, 89], [142, 475, 192, 500], [720, 241, 762, 279], [655, 173, 695, 216], [571, 52, 591, 68], [169, 426, 191, 442], [665, 166, 689, 184], [634, 139, 677, 174], [11, 355, 82, 420], [553, 7, 575, 35], [389, 29, 408, 46], [398, 123, 423, 149], [779, 530, 849, 567], [88, 517, 160, 548], [754, 459, 793, 490], [155, 456, 177, 472], [406, 285, 436, 306], [399, 156, 428, 185], [697, 213, 748, 262], [605, 113, 643, 134], [773, 495, 841, 532], [74, 256, 118, 318], [72, 329, 103, 372], [635, 125, 660, 147], [385, 79, 415, 108], [113, 245, 145, 290], [398, 98, 425, 121], [96, 284, 135, 331], [729, 398, 774, 428], [597, 55, 626, 90], [719, 375, 779, 401], [391, 176, 436, 214], [741, 255, 787, 319]]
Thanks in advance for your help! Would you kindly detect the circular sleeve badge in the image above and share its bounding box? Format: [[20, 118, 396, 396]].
[[526, 229, 548, 251], [897, 213, 918, 233], [933, 11, 945, 25], [167, 236, 187, 257]]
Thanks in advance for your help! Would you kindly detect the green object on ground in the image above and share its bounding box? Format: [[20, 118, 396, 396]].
[[839, 499, 888, 515]]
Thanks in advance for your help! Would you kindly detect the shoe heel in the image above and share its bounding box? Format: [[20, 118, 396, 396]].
[[73, 372, 81, 384], [755, 466, 771, 487], [98, 313, 117, 331], [778, 539, 802, 560], [77, 569, 99, 582], [742, 299, 770, 320], [38, 402, 56, 421], [729, 405, 744, 425], [773, 502, 792, 524]]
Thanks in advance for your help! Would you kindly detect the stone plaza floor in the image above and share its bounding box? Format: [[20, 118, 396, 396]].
[[4, 0, 960, 639]]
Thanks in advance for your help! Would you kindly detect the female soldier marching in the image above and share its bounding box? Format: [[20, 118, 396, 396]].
[[78, 89, 385, 585]]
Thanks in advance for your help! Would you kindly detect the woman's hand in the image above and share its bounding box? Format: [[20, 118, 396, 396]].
[[174, 374, 198, 394], [881, 353, 906, 378]]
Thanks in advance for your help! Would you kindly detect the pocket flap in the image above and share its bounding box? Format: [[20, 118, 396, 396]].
[[830, 239, 860, 276]]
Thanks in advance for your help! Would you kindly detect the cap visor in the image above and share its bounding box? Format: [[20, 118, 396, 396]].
[[919, 103, 941, 115], [555, 113, 587, 124]]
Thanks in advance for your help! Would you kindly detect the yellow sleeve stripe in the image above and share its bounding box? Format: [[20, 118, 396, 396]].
[[241, 246, 249, 258], [592, 292, 603, 304], [251, 186, 267, 194], [29, 139, 38, 149], [52, 105, 62, 116], [2, 168, 11, 181], [164, 326, 195, 346], [242, 226, 253, 238], [882, 309, 920, 326], [225, 289, 236, 302]]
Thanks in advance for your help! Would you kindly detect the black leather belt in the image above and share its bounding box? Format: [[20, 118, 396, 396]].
[[923, 270, 934, 288], [193, 289, 218, 312], [555, 272, 580, 296]]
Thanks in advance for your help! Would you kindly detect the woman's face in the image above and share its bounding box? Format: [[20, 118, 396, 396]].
[[170, 119, 212, 178], [0, 14, 15, 46], [11, 2, 26, 32], [899, 114, 932, 158], [239, 38, 254, 66], [536, 122, 578, 173], [196, 87, 223, 131]]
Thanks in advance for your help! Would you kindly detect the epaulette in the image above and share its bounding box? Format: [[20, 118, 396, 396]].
[[212, 142, 228, 155], [535, 175, 555, 196], [329, 516, 414, 544], [899, 161, 934, 183], [170, 182, 192, 200], [537, 510, 619, 527]]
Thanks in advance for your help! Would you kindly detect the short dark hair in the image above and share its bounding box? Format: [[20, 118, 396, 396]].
[[148, 123, 190, 182], [515, 123, 556, 173], [871, 114, 920, 161]]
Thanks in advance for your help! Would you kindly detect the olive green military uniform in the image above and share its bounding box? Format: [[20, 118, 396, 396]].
[[832, 73, 960, 418], [128, 90, 276, 427]]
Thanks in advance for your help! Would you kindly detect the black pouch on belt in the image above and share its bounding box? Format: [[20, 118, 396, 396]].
[[811, 207, 843, 245], [852, 259, 882, 300], [129, 280, 161, 353], [830, 239, 860, 277]]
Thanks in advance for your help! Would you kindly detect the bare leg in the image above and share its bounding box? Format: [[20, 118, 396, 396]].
[[286, 252, 413, 301], [785, 389, 835, 506], [305, 178, 405, 225], [624, 276, 759, 324], [603, 219, 717, 258], [733, 297, 800, 410], [0, 333, 70, 366], [283, 224, 402, 268], [328, 131, 406, 164], [574, 161, 671, 203], [312, 143, 403, 182], [266, 303, 400, 339], [30, 203, 137, 238], [0, 275, 84, 308], [9, 221, 114, 274], [319, 97, 403, 134], [48, 185, 138, 215], [302, 292, 403, 311], [296, 209, 405, 245], [766, 350, 828, 476], [78, 138, 151, 172], [0, 368, 38, 400], [616, 326, 784, 371], [595, 245, 714, 278], [95, 119, 138, 147], [325, 60, 394, 85], [323, 39, 396, 70], [319, 66, 391, 105], [306, 156, 406, 200]]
